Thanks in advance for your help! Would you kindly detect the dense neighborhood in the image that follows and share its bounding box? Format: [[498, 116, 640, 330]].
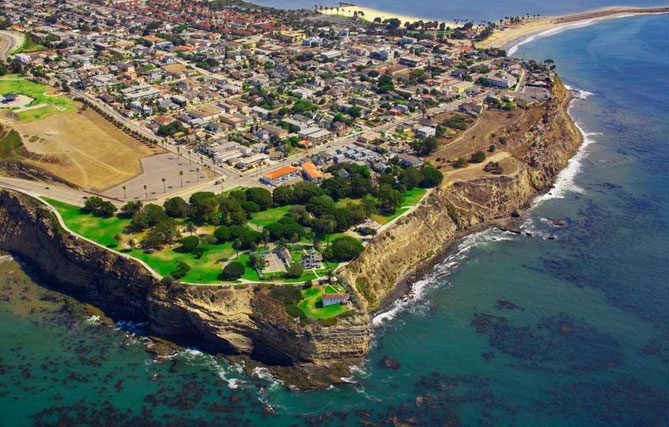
[[0, 0, 557, 320]]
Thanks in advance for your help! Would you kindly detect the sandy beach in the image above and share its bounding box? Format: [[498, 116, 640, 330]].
[[478, 6, 669, 51], [320, 4, 457, 27]]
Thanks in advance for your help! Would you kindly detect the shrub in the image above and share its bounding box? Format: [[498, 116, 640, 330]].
[[470, 151, 486, 163], [221, 261, 245, 281], [171, 261, 191, 279]]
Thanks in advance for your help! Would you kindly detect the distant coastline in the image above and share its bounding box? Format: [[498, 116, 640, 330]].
[[476, 6, 669, 50]]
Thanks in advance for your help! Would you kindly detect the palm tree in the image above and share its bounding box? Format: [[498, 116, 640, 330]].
[[196, 167, 200, 182], [161, 177, 166, 193], [143, 184, 148, 199], [122, 185, 127, 199], [188, 149, 192, 164], [179, 170, 184, 187]]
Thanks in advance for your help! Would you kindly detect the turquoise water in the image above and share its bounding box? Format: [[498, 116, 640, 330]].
[[254, 0, 665, 21], [2, 13, 669, 426]]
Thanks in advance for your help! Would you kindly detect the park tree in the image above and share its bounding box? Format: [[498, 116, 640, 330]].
[[219, 196, 247, 225], [164, 197, 190, 218], [82, 197, 117, 218], [119, 201, 142, 218], [324, 236, 364, 262], [272, 186, 294, 206], [285, 263, 304, 279], [189, 192, 218, 224], [246, 187, 273, 211], [399, 167, 422, 189], [420, 165, 444, 188], [291, 181, 323, 204], [221, 261, 245, 281], [214, 226, 231, 242], [306, 194, 336, 217], [376, 185, 403, 213]]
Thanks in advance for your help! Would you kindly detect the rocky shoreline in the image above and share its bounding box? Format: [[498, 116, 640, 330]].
[[0, 79, 581, 389], [340, 78, 582, 314]]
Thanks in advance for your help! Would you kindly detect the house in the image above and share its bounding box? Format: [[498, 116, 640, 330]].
[[260, 165, 300, 186], [322, 292, 350, 307], [278, 247, 292, 265], [415, 126, 436, 139], [448, 81, 474, 95], [460, 102, 485, 116], [302, 161, 324, 183], [481, 70, 517, 89], [301, 248, 323, 269], [396, 153, 424, 168]]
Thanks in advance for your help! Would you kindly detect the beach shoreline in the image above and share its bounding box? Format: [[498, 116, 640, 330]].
[[480, 6, 669, 51], [319, 4, 457, 26]]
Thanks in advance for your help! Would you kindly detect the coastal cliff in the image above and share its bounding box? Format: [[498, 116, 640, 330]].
[[0, 79, 580, 388], [0, 190, 370, 388], [341, 80, 582, 310]]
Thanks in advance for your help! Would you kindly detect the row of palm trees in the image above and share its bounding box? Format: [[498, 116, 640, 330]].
[[120, 168, 202, 200]]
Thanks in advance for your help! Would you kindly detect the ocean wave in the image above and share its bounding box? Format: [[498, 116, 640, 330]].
[[564, 84, 594, 100], [372, 229, 516, 328]]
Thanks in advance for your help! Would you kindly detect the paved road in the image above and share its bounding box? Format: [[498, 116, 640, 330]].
[[0, 31, 22, 61]]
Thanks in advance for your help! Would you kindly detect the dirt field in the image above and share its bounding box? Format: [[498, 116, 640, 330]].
[[429, 109, 527, 170], [10, 107, 158, 191]]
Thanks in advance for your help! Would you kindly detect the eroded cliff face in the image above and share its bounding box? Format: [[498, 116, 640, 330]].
[[341, 80, 581, 310], [0, 190, 370, 387]]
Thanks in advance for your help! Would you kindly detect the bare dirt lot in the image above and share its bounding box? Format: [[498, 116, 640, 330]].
[[10, 107, 158, 191], [429, 109, 527, 170]]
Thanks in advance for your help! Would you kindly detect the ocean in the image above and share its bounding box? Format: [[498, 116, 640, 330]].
[[253, 0, 664, 22], [1, 12, 669, 427]]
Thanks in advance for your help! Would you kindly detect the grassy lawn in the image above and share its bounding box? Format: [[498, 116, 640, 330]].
[[0, 77, 77, 121], [12, 34, 46, 54], [44, 197, 130, 247], [0, 129, 24, 161], [44, 197, 253, 284], [128, 242, 235, 284], [248, 205, 293, 228], [402, 187, 427, 206], [298, 285, 350, 319], [372, 207, 410, 225]]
